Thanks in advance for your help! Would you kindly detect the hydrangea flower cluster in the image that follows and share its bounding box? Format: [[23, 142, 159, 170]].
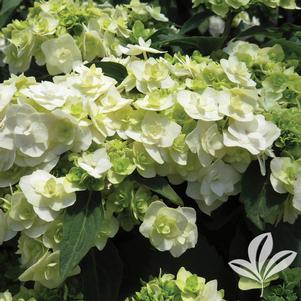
[[0, 38, 294, 288], [192, 0, 298, 17], [126, 267, 225, 301], [0, 0, 169, 74]]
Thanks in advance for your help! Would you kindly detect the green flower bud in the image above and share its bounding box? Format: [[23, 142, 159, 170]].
[[17, 234, 47, 268]]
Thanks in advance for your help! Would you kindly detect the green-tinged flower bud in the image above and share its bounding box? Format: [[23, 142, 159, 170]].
[[17, 234, 47, 268]]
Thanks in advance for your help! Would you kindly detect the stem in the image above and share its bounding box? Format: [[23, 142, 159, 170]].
[[221, 12, 236, 46], [260, 281, 264, 298]]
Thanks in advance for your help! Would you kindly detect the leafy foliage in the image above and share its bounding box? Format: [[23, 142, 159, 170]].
[[60, 191, 102, 279]]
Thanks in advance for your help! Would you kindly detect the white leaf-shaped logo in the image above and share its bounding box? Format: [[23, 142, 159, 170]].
[[228, 232, 297, 297]]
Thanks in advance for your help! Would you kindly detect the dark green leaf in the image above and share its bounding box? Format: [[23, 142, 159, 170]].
[[180, 11, 211, 34], [240, 162, 287, 230], [270, 218, 301, 267], [155, 36, 223, 55], [60, 191, 102, 279], [91, 61, 127, 84], [81, 242, 123, 301], [132, 174, 183, 206], [235, 25, 281, 40], [0, 0, 22, 28], [0, 0, 21, 15]]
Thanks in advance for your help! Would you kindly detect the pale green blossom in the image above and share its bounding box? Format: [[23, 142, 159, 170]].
[[78, 148, 112, 179], [41, 34, 82, 75], [119, 38, 164, 58], [186, 161, 241, 214], [17, 234, 47, 267], [0, 209, 17, 245], [29, 12, 58, 35], [94, 87, 132, 113], [139, 200, 198, 257], [0, 82, 16, 112], [177, 88, 225, 121], [0, 291, 12, 301], [270, 157, 301, 194], [219, 88, 258, 121], [126, 112, 181, 164], [19, 251, 80, 289], [123, 58, 175, 93], [20, 81, 70, 111], [186, 121, 225, 167], [6, 191, 36, 232], [19, 170, 77, 221], [135, 91, 175, 111], [220, 56, 256, 87], [95, 210, 119, 250], [223, 114, 281, 155]]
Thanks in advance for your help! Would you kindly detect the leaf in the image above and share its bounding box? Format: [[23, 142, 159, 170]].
[[228, 259, 261, 282], [1, 0, 22, 15], [0, 0, 22, 28], [248, 233, 273, 274], [156, 36, 223, 56], [60, 191, 102, 279], [240, 162, 287, 230], [263, 251, 297, 280], [90, 61, 127, 84], [179, 11, 211, 34], [132, 174, 183, 206], [81, 242, 123, 301], [235, 25, 281, 40]]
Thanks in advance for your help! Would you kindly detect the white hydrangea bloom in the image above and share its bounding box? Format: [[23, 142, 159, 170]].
[[5, 103, 49, 158], [0, 82, 16, 112], [223, 114, 281, 155], [128, 0, 168, 22], [19, 170, 77, 222], [46, 109, 92, 154], [219, 88, 258, 121], [20, 81, 71, 110], [196, 280, 225, 301], [119, 38, 164, 57], [6, 191, 37, 232], [135, 92, 174, 111], [186, 161, 241, 215], [224, 41, 259, 61], [30, 12, 59, 35], [177, 88, 225, 121], [139, 200, 198, 257], [220, 56, 256, 87], [186, 121, 225, 167], [94, 87, 132, 113], [41, 34, 82, 75], [126, 112, 181, 164], [69, 64, 116, 101], [270, 157, 300, 194], [124, 58, 175, 94], [293, 174, 301, 212], [78, 148, 112, 179], [90, 112, 117, 143]]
